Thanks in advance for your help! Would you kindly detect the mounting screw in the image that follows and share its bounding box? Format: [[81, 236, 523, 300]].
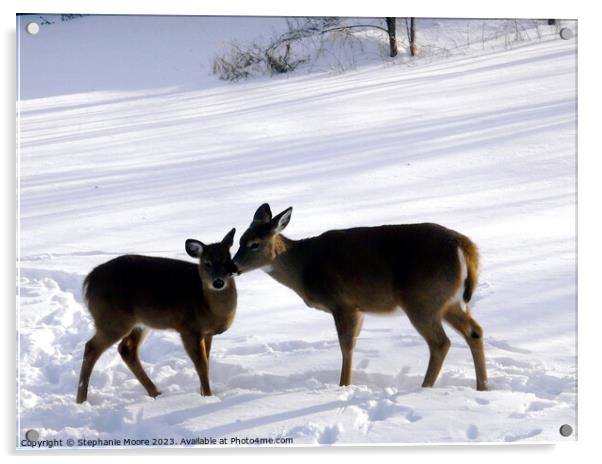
[[559, 424, 573, 437], [25, 429, 39, 442], [559, 28, 573, 40], [26, 22, 40, 35]]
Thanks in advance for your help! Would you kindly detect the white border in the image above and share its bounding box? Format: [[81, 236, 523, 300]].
[[4, 0, 600, 463], [7, 0, 581, 18]]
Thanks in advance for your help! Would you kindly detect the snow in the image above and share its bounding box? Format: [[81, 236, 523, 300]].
[[16, 15, 576, 447]]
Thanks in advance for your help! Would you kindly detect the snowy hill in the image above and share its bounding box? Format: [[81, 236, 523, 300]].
[[17, 15, 576, 446]]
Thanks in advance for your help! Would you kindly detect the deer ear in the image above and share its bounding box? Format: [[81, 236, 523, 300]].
[[185, 239, 204, 258], [222, 228, 236, 248], [271, 207, 293, 234], [253, 203, 272, 223]]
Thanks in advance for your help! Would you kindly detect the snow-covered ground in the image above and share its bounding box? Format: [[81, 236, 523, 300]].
[[16, 15, 576, 447]]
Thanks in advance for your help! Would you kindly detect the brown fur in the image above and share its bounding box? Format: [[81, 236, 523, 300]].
[[233, 204, 488, 391]]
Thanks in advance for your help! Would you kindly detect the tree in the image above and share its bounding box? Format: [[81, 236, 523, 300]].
[[385, 17, 398, 57], [405, 18, 417, 57]]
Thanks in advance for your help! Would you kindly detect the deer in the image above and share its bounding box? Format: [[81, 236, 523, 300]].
[[232, 204, 487, 391], [75, 228, 238, 404]]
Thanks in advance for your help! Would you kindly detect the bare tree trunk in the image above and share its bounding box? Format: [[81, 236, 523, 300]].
[[385, 17, 398, 57], [410, 18, 417, 57]]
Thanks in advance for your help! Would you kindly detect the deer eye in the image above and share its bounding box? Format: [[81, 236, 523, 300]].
[[204, 261, 213, 269], [249, 242, 260, 250]]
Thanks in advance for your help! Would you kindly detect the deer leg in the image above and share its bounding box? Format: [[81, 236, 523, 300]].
[[406, 309, 451, 388], [202, 335, 213, 382], [444, 304, 488, 391], [76, 331, 121, 403], [332, 308, 364, 386], [204, 335, 213, 359], [180, 330, 211, 396], [118, 326, 161, 398]]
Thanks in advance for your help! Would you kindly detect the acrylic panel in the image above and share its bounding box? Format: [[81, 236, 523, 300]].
[[16, 14, 577, 449]]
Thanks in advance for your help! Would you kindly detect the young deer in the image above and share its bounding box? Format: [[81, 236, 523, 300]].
[[233, 204, 487, 391], [76, 229, 238, 404]]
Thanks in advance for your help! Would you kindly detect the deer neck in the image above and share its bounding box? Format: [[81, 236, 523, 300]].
[[203, 280, 237, 315], [263, 235, 305, 291]]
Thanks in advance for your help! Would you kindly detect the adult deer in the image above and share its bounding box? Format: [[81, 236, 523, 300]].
[[233, 204, 487, 391], [76, 229, 238, 403]]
